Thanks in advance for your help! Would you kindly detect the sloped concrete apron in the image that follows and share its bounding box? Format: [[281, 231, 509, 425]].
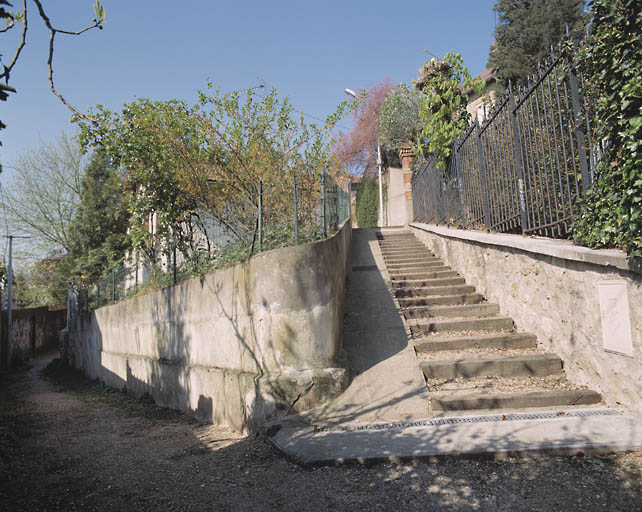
[[270, 228, 642, 465], [271, 410, 642, 467]]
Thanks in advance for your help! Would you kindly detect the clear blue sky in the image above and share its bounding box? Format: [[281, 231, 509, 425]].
[[1, 0, 496, 173]]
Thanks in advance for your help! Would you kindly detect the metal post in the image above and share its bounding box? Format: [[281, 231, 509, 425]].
[[377, 143, 384, 227], [509, 83, 529, 233], [293, 172, 299, 244], [321, 171, 327, 238], [258, 181, 263, 252], [172, 242, 177, 285], [567, 53, 591, 193], [6, 235, 12, 368], [454, 145, 466, 226], [112, 272, 116, 304], [475, 122, 492, 229]]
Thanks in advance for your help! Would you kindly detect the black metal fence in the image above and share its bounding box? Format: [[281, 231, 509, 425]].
[[412, 46, 601, 238], [84, 171, 350, 309]]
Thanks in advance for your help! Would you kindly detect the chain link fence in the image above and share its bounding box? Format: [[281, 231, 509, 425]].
[[82, 171, 350, 309]]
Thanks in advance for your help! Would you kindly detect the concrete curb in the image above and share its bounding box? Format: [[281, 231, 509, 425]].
[[410, 223, 640, 274], [269, 411, 642, 467]]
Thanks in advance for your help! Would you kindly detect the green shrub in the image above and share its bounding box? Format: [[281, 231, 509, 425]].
[[572, 0, 642, 259], [355, 178, 379, 228]]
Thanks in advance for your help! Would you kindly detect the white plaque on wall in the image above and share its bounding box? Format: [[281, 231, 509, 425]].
[[598, 280, 633, 356]]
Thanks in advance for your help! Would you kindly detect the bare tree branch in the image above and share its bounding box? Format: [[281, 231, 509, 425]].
[[0, 0, 27, 81], [31, 0, 103, 121]]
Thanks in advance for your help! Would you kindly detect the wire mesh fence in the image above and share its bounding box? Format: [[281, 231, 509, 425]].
[[83, 171, 350, 309], [413, 45, 600, 238]]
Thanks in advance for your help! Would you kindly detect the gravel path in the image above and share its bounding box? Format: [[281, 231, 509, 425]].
[[1, 354, 641, 511]]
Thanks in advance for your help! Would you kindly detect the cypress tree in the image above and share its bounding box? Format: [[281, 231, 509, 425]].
[[64, 151, 131, 286], [488, 0, 587, 87]]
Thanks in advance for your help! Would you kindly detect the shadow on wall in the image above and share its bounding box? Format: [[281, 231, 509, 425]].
[[64, 221, 352, 434]]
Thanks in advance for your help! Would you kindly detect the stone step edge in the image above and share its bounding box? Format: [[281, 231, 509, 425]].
[[420, 353, 563, 379], [413, 332, 537, 352], [408, 316, 515, 335], [398, 293, 484, 307], [394, 285, 477, 297], [430, 389, 602, 412]]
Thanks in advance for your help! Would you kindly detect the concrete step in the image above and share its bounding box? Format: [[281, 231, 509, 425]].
[[414, 332, 538, 352], [409, 316, 515, 336], [389, 264, 448, 274], [402, 303, 501, 320], [384, 256, 441, 265], [421, 353, 563, 380], [387, 260, 444, 270], [394, 284, 476, 298], [379, 242, 426, 249], [390, 276, 464, 288], [390, 270, 459, 282], [388, 265, 456, 280], [381, 249, 429, 256], [379, 244, 428, 251], [378, 236, 420, 241], [431, 389, 602, 412], [398, 293, 484, 308]]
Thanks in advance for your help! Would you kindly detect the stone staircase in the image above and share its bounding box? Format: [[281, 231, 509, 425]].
[[377, 230, 603, 415]]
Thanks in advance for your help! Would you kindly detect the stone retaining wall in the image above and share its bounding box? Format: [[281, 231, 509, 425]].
[[63, 221, 352, 433], [410, 223, 642, 419]]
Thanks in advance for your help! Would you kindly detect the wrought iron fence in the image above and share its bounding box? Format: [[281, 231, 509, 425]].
[[413, 46, 600, 238], [84, 171, 350, 309]]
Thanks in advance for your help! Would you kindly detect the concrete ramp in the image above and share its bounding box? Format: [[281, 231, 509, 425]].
[[271, 409, 642, 466]]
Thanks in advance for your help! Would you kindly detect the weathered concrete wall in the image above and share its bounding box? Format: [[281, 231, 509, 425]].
[[410, 223, 642, 419], [1, 307, 66, 365], [64, 221, 352, 433]]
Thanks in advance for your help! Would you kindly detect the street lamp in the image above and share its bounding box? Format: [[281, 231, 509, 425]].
[[344, 89, 385, 228]]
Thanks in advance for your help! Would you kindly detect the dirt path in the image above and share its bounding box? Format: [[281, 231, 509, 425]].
[[1, 355, 641, 511]]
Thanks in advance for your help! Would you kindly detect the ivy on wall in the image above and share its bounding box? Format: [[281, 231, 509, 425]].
[[572, 0, 642, 259]]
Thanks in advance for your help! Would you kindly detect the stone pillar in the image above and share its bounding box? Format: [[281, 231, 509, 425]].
[[398, 146, 415, 225]]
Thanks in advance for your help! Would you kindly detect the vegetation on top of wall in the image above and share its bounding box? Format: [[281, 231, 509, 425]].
[[572, 0, 642, 259], [415, 53, 483, 170], [376, 84, 424, 154], [355, 178, 379, 228]]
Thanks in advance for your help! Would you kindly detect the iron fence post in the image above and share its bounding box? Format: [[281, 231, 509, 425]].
[[293, 172, 299, 244], [454, 143, 466, 226], [475, 121, 492, 229], [321, 171, 327, 238], [567, 52, 591, 192], [258, 180, 263, 252], [509, 84, 529, 233], [112, 272, 116, 304]]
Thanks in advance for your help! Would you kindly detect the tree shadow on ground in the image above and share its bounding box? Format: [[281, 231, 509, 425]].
[[1, 361, 642, 512]]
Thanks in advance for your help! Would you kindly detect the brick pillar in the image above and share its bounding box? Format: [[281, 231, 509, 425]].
[[398, 146, 415, 225]]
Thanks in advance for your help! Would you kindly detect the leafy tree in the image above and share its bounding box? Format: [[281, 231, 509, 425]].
[[78, 86, 351, 267], [415, 53, 483, 169], [571, 0, 642, 259], [65, 151, 130, 286], [0, 1, 105, 147], [488, 0, 587, 87], [355, 178, 379, 228], [377, 84, 424, 154], [334, 79, 396, 176], [0, 131, 83, 260]]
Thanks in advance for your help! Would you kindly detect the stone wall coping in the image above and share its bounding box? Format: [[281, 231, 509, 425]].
[[410, 223, 639, 275]]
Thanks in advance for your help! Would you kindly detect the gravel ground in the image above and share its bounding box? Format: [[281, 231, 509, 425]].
[[1, 355, 641, 512], [426, 375, 591, 394]]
